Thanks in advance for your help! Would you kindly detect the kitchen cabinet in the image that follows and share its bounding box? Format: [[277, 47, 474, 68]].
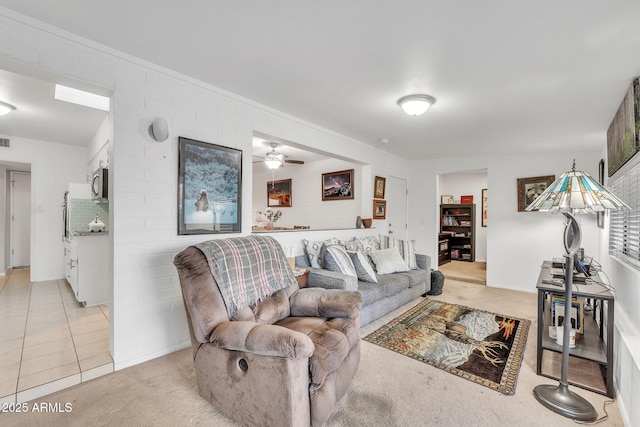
[[64, 235, 109, 306]]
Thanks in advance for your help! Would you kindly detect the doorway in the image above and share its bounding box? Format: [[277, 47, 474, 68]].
[[437, 169, 487, 285], [9, 171, 30, 268], [387, 176, 408, 240]]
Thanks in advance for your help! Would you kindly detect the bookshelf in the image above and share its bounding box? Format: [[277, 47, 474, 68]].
[[440, 204, 476, 262]]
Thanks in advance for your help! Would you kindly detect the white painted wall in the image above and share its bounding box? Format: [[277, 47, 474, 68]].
[[0, 164, 6, 274], [0, 137, 87, 281], [409, 153, 602, 289], [438, 171, 487, 262], [252, 158, 365, 230]]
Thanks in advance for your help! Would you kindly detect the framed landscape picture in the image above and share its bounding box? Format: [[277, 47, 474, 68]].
[[373, 199, 387, 219], [322, 169, 354, 201], [267, 179, 292, 207], [178, 137, 242, 234], [374, 176, 386, 199], [607, 77, 640, 177], [517, 175, 555, 212]]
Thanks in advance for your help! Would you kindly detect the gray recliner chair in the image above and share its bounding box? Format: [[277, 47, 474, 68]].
[[173, 235, 363, 426]]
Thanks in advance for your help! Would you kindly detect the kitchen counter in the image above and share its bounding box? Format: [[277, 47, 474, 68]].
[[73, 231, 109, 236]]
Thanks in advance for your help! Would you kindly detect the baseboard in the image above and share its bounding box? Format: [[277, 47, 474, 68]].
[[114, 340, 191, 371]]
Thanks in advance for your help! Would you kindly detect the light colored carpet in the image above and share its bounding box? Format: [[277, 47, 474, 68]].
[[439, 260, 486, 285], [0, 279, 622, 427]]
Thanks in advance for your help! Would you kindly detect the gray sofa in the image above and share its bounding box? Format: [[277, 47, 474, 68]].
[[295, 254, 431, 327]]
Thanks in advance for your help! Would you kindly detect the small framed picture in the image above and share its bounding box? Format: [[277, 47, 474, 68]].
[[517, 175, 555, 212], [322, 169, 354, 201], [267, 179, 292, 207], [441, 195, 454, 204], [373, 199, 387, 219], [481, 188, 487, 227], [374, 176, 386, 199]]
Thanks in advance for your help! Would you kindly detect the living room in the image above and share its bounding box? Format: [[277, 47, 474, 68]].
[[0, 3, 638, 426]]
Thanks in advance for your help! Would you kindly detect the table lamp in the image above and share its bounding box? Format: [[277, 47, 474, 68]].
[[525, 160, 629, 421]]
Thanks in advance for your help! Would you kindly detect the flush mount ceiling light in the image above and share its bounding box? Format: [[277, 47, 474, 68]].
[[0, 101, 16, 116], [54, 84, 110, 111], [397, 94, 436, 116]]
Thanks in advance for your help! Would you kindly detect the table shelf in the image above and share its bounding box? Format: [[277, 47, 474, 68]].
[[536, 261, 614, 397]]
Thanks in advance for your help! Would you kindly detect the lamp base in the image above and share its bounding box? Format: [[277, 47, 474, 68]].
[[533, 384, 597, 421]]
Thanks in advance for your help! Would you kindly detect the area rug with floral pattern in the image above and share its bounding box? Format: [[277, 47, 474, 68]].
[[364, 298, 530, 395]]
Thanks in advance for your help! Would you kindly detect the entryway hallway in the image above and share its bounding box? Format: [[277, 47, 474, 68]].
[[438, 260, 486, 285]]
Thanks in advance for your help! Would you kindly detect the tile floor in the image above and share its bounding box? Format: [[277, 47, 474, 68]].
[[0, 268, 113, 405]]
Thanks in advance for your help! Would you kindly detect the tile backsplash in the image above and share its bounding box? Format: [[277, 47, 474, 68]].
[[70, 199, 110, 232]]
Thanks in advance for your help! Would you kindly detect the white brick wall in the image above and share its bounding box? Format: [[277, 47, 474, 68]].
[[0, 10, 409, 370]]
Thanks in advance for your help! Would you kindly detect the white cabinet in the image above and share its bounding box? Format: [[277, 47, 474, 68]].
[[64, 235, 108, 306]]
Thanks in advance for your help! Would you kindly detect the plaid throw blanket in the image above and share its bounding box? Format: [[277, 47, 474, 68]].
[[195, 236, 296, 318]]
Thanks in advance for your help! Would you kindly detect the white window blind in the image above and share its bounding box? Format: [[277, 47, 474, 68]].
[[609, 161, 640, 269]]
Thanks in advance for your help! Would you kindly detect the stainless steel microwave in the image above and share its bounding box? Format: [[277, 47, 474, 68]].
[[92, 168, 108, 201]]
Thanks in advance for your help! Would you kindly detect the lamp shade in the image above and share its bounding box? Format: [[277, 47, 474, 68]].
[[525, 161, 629, 214], [397, 94, 435, 116]]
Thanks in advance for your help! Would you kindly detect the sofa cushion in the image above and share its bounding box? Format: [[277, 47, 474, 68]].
[[376, 273, 411, 297], [303, 238, 339, 268], [357, 281, 388, 306], [397, 269, 429, 287], [323, 245, 357, 278], [379, 235, 417, 269], [348, 251, 378, 283], [368, 248, 410, 274]]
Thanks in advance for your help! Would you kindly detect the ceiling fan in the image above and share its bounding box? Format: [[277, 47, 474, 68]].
[[255, 142, 304, 169]]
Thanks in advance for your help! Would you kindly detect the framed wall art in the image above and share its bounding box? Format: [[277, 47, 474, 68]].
[[267, 179, 292, 207], [374, 176, 386, 199], [441, 195, 454, 204], [322, 169, 354, 201], [517, 175, 555, 212], [481, 188, 487, 227], [178, 137, 242, 234], [373, 199, 387, 219], [607, 77, 640, 177]]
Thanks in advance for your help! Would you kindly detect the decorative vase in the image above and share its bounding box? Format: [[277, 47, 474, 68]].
[[362, 218, 372, 228], [356, 216, 362, 229], [265, 220, 275, 230]]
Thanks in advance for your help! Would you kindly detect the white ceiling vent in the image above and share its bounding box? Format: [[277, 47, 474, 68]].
[[0, 138, 10, 148]]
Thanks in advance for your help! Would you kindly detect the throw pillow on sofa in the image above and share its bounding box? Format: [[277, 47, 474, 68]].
[[323, 244, 358, 278], [379, 235, 417, 269], [348, 251, 378, 283], [303, 238, 339, 268], [353, 235, 380, 254], [367, 247, 410, 274]]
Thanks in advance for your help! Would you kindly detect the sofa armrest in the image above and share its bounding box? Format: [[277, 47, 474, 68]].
[[210, 321, 314, 359], [416, 254, 431, 271], [307, 268, 358, 291], [289, 288, 363, 320]]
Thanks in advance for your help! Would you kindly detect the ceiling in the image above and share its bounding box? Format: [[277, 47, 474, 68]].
[[0, 69, 108, 147], [1, 2, 639, 160]]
